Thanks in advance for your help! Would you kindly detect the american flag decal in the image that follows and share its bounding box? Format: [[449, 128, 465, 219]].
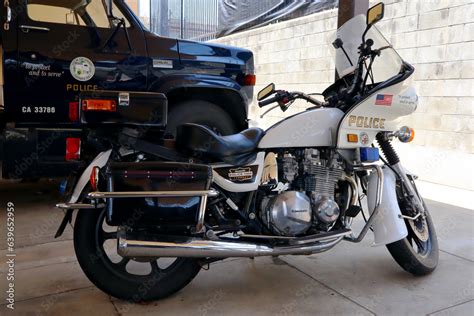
[[375, 94, 393, 106]]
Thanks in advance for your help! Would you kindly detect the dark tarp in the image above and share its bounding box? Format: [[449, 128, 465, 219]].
[[217, 0, 338, 37]]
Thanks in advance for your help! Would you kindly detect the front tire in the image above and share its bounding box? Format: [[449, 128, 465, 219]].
[[74, 209, 201, 302], [386, 201, 439, 276]]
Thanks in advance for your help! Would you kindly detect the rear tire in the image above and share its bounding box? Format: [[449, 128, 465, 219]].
[[386, 201, 439, 276], [166, 100, 238, 136], [74, 209, 202, 302]]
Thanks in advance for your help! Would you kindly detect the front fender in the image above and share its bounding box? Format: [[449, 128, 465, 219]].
[[367, 167, 408, 246], [149, 73, 250, 104]]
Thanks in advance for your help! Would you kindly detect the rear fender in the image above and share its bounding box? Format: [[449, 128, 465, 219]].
[[68, 149, 112, 204], [55, 150, 111, 238]]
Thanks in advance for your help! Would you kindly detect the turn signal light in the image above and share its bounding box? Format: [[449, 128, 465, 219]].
[[82, 99, 117, 112], [65, 138, 81, 161], [347, 134, 359, 143], [240, 74, 256, 86], [90, 166, 100, 191], [398, 126, 415, 143]]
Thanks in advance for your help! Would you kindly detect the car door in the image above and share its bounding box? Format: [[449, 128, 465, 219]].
[[13, 0, 148, 124]]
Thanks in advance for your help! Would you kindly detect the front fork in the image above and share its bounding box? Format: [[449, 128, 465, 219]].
[[376, 133, 425, 216]]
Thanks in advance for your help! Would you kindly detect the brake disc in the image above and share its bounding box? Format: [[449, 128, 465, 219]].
[[408, 216, 429, 242]]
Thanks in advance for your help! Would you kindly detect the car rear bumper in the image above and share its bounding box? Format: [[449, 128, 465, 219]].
[[1, 127, 83, 179]]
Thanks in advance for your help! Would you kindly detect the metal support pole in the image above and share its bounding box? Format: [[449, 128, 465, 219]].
[[335, 0, 369, 79], [180, 0, 184, 39], [337, 0, 369, 28]]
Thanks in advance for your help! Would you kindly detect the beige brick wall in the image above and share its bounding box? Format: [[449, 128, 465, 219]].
[[214, 9, 339, 126], [213, 0, 474, 194]]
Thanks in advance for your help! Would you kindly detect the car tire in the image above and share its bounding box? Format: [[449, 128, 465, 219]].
[[166, 100, 239, 136]]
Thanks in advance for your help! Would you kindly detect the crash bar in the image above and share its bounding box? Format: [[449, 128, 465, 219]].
[[87, 189, 219, 199], [56, 202, 106, 210], [345, 163, 384, 243]]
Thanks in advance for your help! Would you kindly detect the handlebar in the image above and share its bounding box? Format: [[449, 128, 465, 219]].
[[295, 92, 325, 107], [258, 91, 326, 108], [258, 94, 282, 107]]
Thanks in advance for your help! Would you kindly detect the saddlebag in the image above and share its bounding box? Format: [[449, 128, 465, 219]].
[[105, 162, 212, 228]]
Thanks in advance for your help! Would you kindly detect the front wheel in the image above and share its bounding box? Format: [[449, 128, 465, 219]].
[[74, 208, 202, 302], [386, 200, 439, 276]]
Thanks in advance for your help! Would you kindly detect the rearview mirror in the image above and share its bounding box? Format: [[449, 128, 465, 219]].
[[257, 83, 275, 101], [367, 3, 384, 26]]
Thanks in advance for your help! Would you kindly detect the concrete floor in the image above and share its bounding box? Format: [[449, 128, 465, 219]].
[[0, 180, 473, 316]]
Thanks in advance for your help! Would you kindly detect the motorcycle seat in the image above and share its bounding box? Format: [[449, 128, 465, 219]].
[[176, 123, 265, 165]]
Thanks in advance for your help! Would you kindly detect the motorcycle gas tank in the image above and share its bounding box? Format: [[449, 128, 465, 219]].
[[258, 108, 344, 148]]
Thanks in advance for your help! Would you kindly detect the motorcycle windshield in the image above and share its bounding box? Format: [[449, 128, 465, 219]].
[[335, 15, 404, 84]]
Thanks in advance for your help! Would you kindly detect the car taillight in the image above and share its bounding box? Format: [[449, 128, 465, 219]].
[[66, 138, 81, 161], [69, 102, 79, 122], [82, 99, 117, 112], [239, 74, 256, 86]]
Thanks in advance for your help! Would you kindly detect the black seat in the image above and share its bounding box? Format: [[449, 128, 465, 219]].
[[176, 123, 265, 165]]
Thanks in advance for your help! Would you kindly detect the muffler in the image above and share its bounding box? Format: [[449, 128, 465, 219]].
[[117, 230, 350, 258]]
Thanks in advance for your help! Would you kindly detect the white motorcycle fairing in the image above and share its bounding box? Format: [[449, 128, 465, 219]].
[[367, 167, 408, 246], [258, 108, 344, 148], [337, 79, 418, 149]]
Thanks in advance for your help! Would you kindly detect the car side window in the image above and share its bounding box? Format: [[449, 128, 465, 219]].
[[27, 0, 130, 28]]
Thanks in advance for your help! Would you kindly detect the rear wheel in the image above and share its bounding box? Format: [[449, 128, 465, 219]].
[[74, 208, 201, 302], [386, 199, 439, 276], [166, 100, 238, 136]]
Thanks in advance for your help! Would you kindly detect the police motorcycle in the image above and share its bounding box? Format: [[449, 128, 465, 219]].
[[56, 3, 438, 301]]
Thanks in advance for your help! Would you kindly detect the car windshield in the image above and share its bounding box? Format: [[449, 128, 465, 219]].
[[335, 15, 404, 84], [123, 0, 150, 30]]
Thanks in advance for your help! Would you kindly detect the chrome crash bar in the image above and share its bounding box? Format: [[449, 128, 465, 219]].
[[345, 163, 384, 243], [87, 189, 219, 199], [56, 202, 106, 210]]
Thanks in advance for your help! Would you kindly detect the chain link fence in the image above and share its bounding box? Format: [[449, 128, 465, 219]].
[[149, 0, 337, 41], [150, 0, 219, 41]]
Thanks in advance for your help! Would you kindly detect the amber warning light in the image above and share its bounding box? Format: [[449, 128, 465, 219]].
[[239, 74, 256, 86], [82, 99, 117, 112]]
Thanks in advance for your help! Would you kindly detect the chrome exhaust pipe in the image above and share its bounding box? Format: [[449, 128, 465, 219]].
[[117, 230, 349, 258]]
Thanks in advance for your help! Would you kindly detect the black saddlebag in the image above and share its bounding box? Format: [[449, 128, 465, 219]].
[[105, 162, 212, 228]]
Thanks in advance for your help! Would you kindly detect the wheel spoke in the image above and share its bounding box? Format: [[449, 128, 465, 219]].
[[414, 238, 426, 254], [103, 231, 117, 240], [150, 260, 161, 274], [116, 257, 130, 270]]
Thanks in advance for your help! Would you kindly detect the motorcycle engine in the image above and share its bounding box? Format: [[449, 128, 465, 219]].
[[260, 191, 312, 236], [260, 149, 344, 236]]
